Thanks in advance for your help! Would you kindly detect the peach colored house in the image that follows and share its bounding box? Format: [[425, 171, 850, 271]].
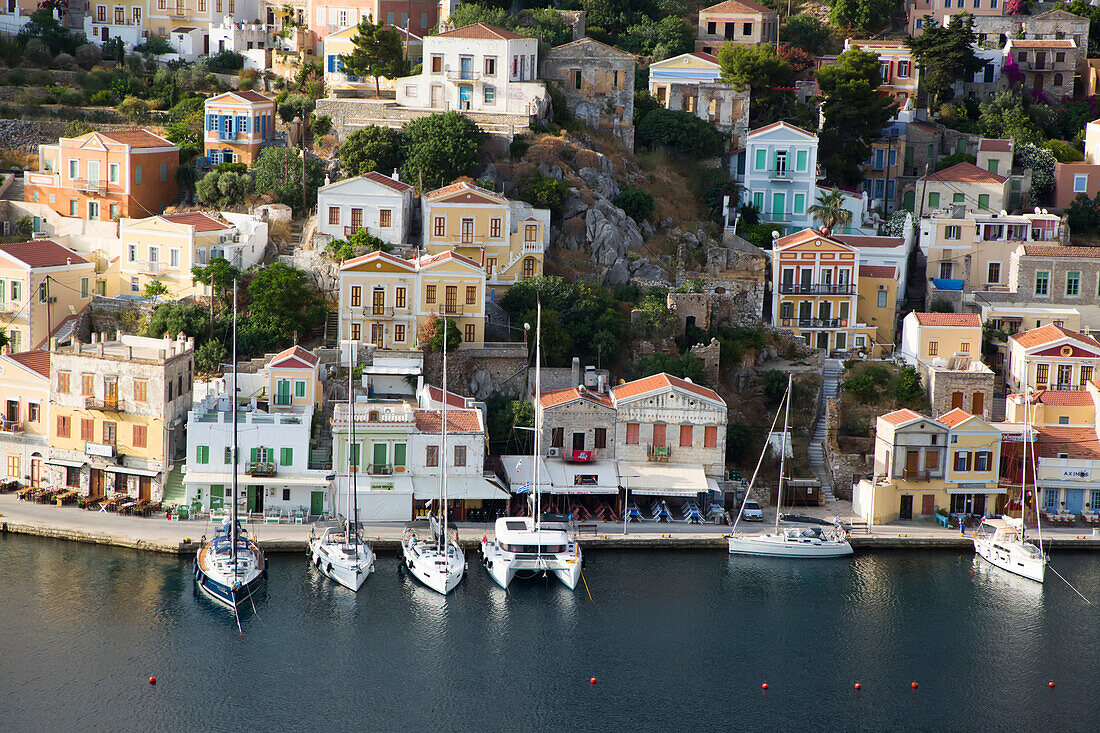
[[695, 0, 777, 55], [1054, 119, 1100, 208], [907, 0, 1006, 36], [25, 130, 180, 222], [308, 0, 439, 54], [203, 91, 278, 166]]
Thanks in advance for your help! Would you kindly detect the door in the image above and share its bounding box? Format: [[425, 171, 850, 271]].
[[430, 84, 443, 108], [816, 332, 828, 350], [372, 443, 387, 474], [903, 190, 915, 211], [459, 85, 472, 109], [139, 477, 151, 502], [104, 378, 118, 409], [459, 56, 472, 79], [276, 379, 291, 406], [972, 494, 986, 516], [899, 494, 913, 520], [971, 391, 984, 417], [88, 160, 100, 187], [652, 423, 666, 448], [951, 392, 964, 409], [310, 490, 325, 516], [572, 432, 585, 451], [90, 468, 104, 499], [772, 192, 785, 220], [30, 458, 41, 488], [203, 35, 209, 55], [921, 494, 935, 516], [247, 484, 263, 513], [445, 285, 457, 314], [1066, 488, 1084, 514], [905, 450, 919, 475]]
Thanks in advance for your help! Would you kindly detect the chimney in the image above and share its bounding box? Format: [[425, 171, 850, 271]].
[[571, 356, 581, 387], [96, 342, 104, 357], [115, 329, 122, 341], [392, 169, 400, 182], [126, 346, 133, 360]]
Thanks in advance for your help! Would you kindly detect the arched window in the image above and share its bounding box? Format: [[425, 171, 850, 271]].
[[1053, 73, 1064, 87], [368, 411, 379, 422]]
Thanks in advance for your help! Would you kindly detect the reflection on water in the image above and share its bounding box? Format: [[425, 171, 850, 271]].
[[2, 536, 1100, 732]]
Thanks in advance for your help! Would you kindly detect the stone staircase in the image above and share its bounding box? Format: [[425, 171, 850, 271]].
[[808, 359, 843, 504], [1, 173, 24, 201], [161, 464, 186, 505], [992, 395, 1007, 421]]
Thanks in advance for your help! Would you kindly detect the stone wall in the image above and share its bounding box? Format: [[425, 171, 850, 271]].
[[542, 39, 635, 151], [316, 98, 536, 141], [926, 366, 995, 420], [689, 338, 721, 386], [425, 345, 530, 400], [88, 296, 159, 335], [824, 396, 873, 501]]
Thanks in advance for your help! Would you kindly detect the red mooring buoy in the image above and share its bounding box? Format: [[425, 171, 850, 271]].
[[854, 683, 862, 690], [148, 676, 157, 685], [761, 683, 769, 690], [1048, 681, 1056, 688], [589, 677, 597, 685], [911, 681, 919, 689]]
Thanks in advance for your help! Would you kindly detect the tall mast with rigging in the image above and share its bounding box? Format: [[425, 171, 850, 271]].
[[774, 375, 792, 535], [439, 315, 449, 552], [231, 279, 239, 573]]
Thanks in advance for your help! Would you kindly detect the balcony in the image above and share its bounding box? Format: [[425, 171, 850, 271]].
[[432, 304, 466, 316], [134, 261, 164, 276], [520, 240, 543, 254], [344, 225, 367, 237], [445, 69, 481, 82], [647, 444, 671, 462], [797, 317, 843, 328], [563, 449, 596, 463], [903, 469, 930, 481], [0, 300, 22, 314], [246, 461, 277, 477], [366, 463, 394, 476], [778, 283, 855, 295], [0, 421, 23, 435], [84, 397, 124, 412], [72, 178, 107, 196], [91, 17, 139, 25], [768, 167, 794, 181]]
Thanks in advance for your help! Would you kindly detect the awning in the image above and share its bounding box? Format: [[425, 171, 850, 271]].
[[104, 465, 160, 478], [411, 475, 510, 500], [619, 462, 709, 497], [946, 485, 1006, 495], [707, 477, 722, 494], [499, 455, 620, 495], [931, 278, 964, 291], [183, 472, 333, 487], [45, 458, 86, 468]]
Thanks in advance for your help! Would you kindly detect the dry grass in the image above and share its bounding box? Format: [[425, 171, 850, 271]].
[[0, 150, 38, 169], [635, 148, 708, 225]]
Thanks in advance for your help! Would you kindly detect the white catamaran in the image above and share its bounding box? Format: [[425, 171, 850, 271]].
[[974, 390, 1046, 583], [481, 304, 583, 590], [308, 346, 375, 591], [194, 280, 268, 616], [728, 374, 853, 558], [402, 316, 465, 595]]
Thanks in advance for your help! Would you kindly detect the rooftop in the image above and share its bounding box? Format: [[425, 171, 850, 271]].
[[1021, 245, 1100, 258], [362, 170, 413, 192], [858, 265, 897, 279], [938, 408, 974, 428], [0, 240, 87, 268], [979, 138, 1012, 153], [911, 312, 982, 327], [921, 162, 1007, 184], [413, 408, 482, 432], [700, 0, 775, 15], [7, 349, 49, 378], [435, 22, 528, 41], [93, 129, 176, 149], [1037, 426, 1100, 460], [835, 234, 905, 248], [612, 372, 723, 404], [160, 212, 232, 232], [269, 345, 318, 369], [53, 333, 193, 362], [1010, 323, 1100, 349], [879, 408, 927, 426], [1010, 39, 1076, 48], [539, 386, 614, 409]]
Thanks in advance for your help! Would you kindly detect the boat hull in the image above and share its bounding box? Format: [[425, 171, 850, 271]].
[[402, 539, 464, 595], [728, 534, 854, 558], [309, 540, 374, 592], [193, 555, 267, 610], [481, 541, 583, 590], [973, 537, 1045, 583]]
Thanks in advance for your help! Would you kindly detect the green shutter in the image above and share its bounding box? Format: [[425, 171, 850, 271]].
[[281, 447, 293, 466], [394, 443, 406, 467], [952, 193, 965, 204], [349, 443, 360, 467], [295, 380, 306, 397], [793, 193, 805, 213], [249, 447, 258, 463], [977, 194, 989, 210], [905, 146, 914, 168], [753, 192, 764, 209], [928, 192, 940, 207], [197, 445, 209, 464], [927, 144, 934, 159], [987, 160, 998, 175], [755, 149, 766, 170], [795, 150, 807, 172]]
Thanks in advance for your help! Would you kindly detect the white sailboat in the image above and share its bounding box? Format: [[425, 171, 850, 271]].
[[481, 304, 583, 590], [194, 280, 268, 615], [308, 346, 375, 591], [728, 374, 853, 558], [402, 316, 465, 595], [974, 390, 1046, 583]]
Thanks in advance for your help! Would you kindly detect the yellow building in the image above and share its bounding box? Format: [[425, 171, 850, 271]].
[[900, 312, 982, 366], [0, 350, 51, 488], [47, 332, 194, 503], [1005, 387, 1095, 428], [119, 212, 241, 300], [267, 345, 322, 409], [338, 250, 486, 350], [771, 228, 876, 353], [919, 162, 1009, 215], [920, 211, 1060, 287], [856, 265, 897, 357], [0, 240, 94, 354], [854, 407, 1004, 525], [421, 181, 548, 297]]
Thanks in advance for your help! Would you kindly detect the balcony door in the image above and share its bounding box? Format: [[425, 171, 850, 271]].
[[445, 285, 457, 314], [88, 160, 100, 186], [905, 450, 919, 474], [652, 423, 666, 448], [104, 378, 118, 409]]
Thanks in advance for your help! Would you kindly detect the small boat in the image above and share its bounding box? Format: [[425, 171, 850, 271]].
[[480, 304, 583, 589], [309, 346, 374, 591], [194, 280, 268, 613], [728, 374, 853, 558], [402, 318, 464, 595]]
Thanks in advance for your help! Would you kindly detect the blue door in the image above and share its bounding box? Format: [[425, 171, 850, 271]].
[[1065, 488, 1084, 514], [459, 86, 472, 109]]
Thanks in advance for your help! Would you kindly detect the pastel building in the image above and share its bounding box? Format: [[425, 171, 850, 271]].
[[694, 0, 778, 55], [0, 240, 94, 354], [1006, 324, 1100, 393], [322, 25, 424, 91], [316, 170, 416, 245], [202, 91, 278, 166], [0, 349, 51, 488], [1053, 118, 1100, 208], [844, 38, 919, 105], [646, 52, 749, 139], [920, 210, 1061, 287], [308, 0, 439, 53], [919, 162, 1009, 215]]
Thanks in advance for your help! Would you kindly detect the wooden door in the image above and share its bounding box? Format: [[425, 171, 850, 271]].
[[139, 477, 151, 502], [30, 458, 41, 488], [921, 494, 935, 515], [971, 391, 984, 417], [90, 469, 104, 499], [899, 494, 913, 520], [905, 450, 919, 473], [652, 423, 666, 447], [310, 490, 324, 516], [951, 392, 964, 409], [572, 432, 585, 451]]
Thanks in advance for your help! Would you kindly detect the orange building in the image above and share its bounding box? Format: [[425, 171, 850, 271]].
[[25, 130, 180, 222]]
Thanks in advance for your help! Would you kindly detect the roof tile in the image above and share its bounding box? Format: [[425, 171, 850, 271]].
[[413, 408, 482, 432], [922, 161, 1007, 184], [0, 240, 88, 268], [1009, 323, 1100, 349], [1037, 426, 1100, 460], [435, 22, 528, 40], [912, 312, 982, 327], [6, 349, 49, 378], [611, 372, 723, 404]]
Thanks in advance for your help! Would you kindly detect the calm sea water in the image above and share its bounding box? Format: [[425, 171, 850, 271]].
[[2, 535, 1100, 732]]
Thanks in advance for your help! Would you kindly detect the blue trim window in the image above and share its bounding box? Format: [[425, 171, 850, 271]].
[[1044, 489, 1057, 510]]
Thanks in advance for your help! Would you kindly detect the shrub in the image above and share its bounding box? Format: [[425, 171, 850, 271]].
[[510, 137, 530, 160], [935, 151, 977, 171], [135, 37, 173, 55], [311, 113, 332, 138], [6, 68, 25, 86], [196, 169, 253, 208], [88, 89, 115, 106], [400, 111, 485, 189], [56, 88, 85, 107], [637, 108, 726, 158], [519, 173, 569, 213], [238, 68, 259, 91], [1043, 138, 1084, 163], [23, 38, 51, 67], [843, 374, 877, 398], [14, 88, 46, 106], [74, 44, 103, 70], [64, 119, 94, 137], [613, 186, 654, 222], [29, 69, 52, 86], [337, 125, 404, 177], [929, 297, 955, 313], [278, 93, 315, 123], [54, 52, 76, 70], [894, 366, 925, 403], [116, 96, 150, 122], [863, 365, 891, 386], [207, 50, 244, 71], [195, 339, 227, 373]]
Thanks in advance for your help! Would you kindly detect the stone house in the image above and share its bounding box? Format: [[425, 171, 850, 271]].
[[647, 52, 749, 143], [1004, 38, 1076, 99], [542, 38, 636, 151], [695, 0, 778, 55]]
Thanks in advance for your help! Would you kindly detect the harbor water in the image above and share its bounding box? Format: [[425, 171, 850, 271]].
[[2, 534, 1100, 732]]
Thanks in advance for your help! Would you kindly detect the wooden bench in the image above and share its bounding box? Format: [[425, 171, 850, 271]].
[[576, 523, 598, 536]]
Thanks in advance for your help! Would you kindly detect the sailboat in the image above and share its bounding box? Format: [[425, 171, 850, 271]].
[[728, 374, 853, 558], [308, 345, 375, 591], [194, 280, 268, 613], [974, 390, 1046, 582], [481, 303, 583, 590], [402, 315, 465, 595]]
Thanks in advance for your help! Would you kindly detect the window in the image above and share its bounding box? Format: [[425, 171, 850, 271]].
[[626, 422, 639, 444], [80, 418, 93, 441], [928, 341, 939, 357], [594, 428, 607, 449], [88, 201, 99, 221], [490, 218, 501, 238], [704, 426, 718, 448], [928, 192, 940, 208], [742, 22, 752, 35], [196, 445, 210, 464], [466, 285, 477, 305], [7, 454, 17, 478], [108, 162, 119, 184], [100, 421, 115, 446], [328, 207, 339, 225], [80, 277, 90, 298], [464, 323, 475, 343], [454, 445, 466, 467], [898, 60, 910, 77], [68, 159, 77, 180], [793, 193, 805, 214], [952, 193, 965, 205], [975, 451, 991, 472], [160, 164, 167, 183], [351, 323, 361, 341], [396, 287, 406, 308], [81, 374, 94, 397], [780, 302, 793, 319], [350, 286, 361, 308], [379, 209, 392, 228], [1067, 272, 1081, 296], [28, 403, 39, 423], [878, 290, 888, 307], [394, 324, 405, 342], [523, 258, 535, 279], [485, 57, 496, 76], [960, 341, 971, 353], [1036, 363, 1049, 385], [1081, 365, 1093, 385], [977, 194, 989, 210], [70, 200, 78, 216], [987, 262, 1000, 284], [132, 424, 147, 448], [425, 284, 436, 304], [426, 445, 438, 467], [1054, 73, 1064, 87], [280, 447, 293, 466], [953, 450, 970, 472], [433, 217, 445, 237], [431, 55, 442, 73], [135, 166, 141, 184], [56, 415, 70, 439], [680, 425, 693, 447], [350, 208, 362, 230], [524, 224, 538, 242], [755, 149, 766, 171], [945, 225, 961, 240], [707, 21, 716, 34], [38, 282, 46, 303], [1074, 174, 1089, 193], [1035, 271, 1049, 295], [57, 371, 70, 393]]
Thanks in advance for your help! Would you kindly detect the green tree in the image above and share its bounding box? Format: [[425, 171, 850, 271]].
[[519, 173, 570, 213], [808, 187, 853, 232], [636, 292, 677, 337], [338, 125, 404, 177], [843, 373, 877, 399], [144, 302, 210, 343], [717, 43, 795, 126], [761, 369, 789, 408], [278, 93, 316, 124], [977, 90, 1047, 145], [192, 257, 242, 334], [614, 186, 655, 222], [894, 365, 925, 403], [400, 112, 485, 189], [781, 14, 835, 55], [929, 297, 955, 313], [339, 14, 405, 96], [817, 47, 898, 186], [1015, 143, 1056, 200], [245, 263, 327, 343], [618, 16, 692, 60], [934, 151, 977, 171], [194, 338, 228, 373], [20, 9, 81, 55], [636, 108, 725, 158], [143, 280, 170, 301], [829, 0, 896, 32], [906, 15, 983, 108], [635, 352, 708, 385], [725, 421, 757, 464], [253, 146, 325, 210], [485, 393, 534, 455], [418, 314, 462, 352], [195, 169, 253, 208]]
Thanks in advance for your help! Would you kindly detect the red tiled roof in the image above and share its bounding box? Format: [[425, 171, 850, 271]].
[[435, 22, 528, 40], [539, 386, 614, 409], [96, 129, 176, 148], [413, 408, 482, 432], [0, 240, 87, 268], [912, 312, 982, 327], [231, 90, 275, 103], [1011, 39, 1075, 48], [835, 234, 905, 248], [691, 52, 718, 62], [424, 180, 502, 202], [880, 408, 925, 426], [979, 138, 1012, 153], [938, 408, 973, 428], [340, 250, 416, 270], [362, 170, 412, 192], [160, 212, 232, 232], [1010, 323, 1100, 349], [1021, 245, 1100, 258], [270, 345, 318, 369], [749, 121, 816, 139], [1037, 426, 1100, 460], [612, 372, 723, 404], [859, 265, 897, 279], [700, 0, 775, 15], [1034, 390, 1094, 406], [418, 250, 483, 270], [7, 349, 49, 378], [427, 384, 467, 409], [922, 161, 1007, 184]]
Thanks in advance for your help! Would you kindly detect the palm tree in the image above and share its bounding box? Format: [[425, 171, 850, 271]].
[[808, 187, 853, 233]]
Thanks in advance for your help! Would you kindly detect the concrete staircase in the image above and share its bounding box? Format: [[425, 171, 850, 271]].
[[808, 359, 843, 504], [1, 173, 24, 201], [992, 395, 1007, 421], [162, 465, 186, 505]]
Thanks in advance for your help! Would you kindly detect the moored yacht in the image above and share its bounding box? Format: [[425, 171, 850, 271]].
[[973, 517, 1046, 583]]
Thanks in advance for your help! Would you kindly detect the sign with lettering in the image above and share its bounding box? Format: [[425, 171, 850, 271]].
[[85, 442, 114, 458], [1061, 468, 1091, 480]]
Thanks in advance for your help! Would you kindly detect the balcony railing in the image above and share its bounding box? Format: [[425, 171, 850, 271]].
[[797, 317, 843, 328], [0, 420, 23, 435], [0, 300, 21, 314], [647, 444, 671, 462], [246, 461, 277, 477], [563, 449, 596, 463], [72, 178, 107, 195], [344, 225, 367, 236], [445, 69, 481, 81], [92, 17, 139, 25], [521, 240, 543, 253], [84, 397, 123, 412], [778, 283, 855, 295], [361, 306, 396, 317], [134, 260, 164, 275], [366, 463, 394, 476], [432, 303, 465, 316], [768, 168, 794, 180], [903, 469, 930, 481]]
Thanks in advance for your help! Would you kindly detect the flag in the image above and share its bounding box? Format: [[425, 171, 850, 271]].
[[514, 482, 530, 494]]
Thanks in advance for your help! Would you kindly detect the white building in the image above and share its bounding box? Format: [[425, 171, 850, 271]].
[[834, 226, 916, 301], [395, 22, 546, 116], [316, 170, 416, 245], [84, 6, 144, 49]]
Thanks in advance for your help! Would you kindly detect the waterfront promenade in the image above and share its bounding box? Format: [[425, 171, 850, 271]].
[[3, 493, 1100, 554]]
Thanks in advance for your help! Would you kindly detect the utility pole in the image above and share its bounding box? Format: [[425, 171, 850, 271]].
[[301, 143, 307, 213], [917, 162, 930, 220], [44, 275, 51, 346]]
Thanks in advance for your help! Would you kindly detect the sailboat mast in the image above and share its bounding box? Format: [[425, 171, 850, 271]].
[[230, 280, 239, 565], [534, 303, 542, 533], [439, 316, 448, 552], [348, 345, 357, 545], [774, 375, 792, 534]]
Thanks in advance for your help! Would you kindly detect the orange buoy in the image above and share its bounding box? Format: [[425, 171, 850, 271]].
[[148, 676, 157, 685], [854, 682, 862, 690], [761, 683, 769, 690], [1048, 681, 1055, 688], [911, 681, 918, 689], [590, 677, 597, 685]]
